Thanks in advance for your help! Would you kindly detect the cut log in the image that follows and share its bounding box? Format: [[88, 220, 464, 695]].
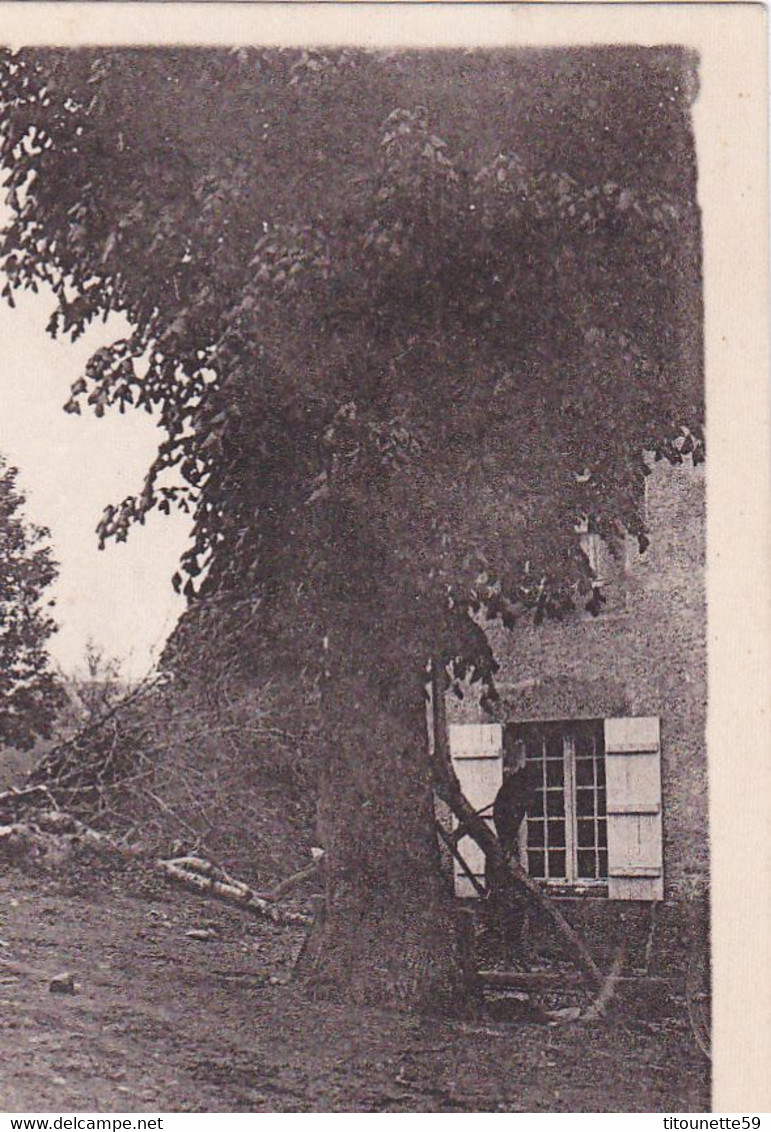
[[157, 856, 311, 926]]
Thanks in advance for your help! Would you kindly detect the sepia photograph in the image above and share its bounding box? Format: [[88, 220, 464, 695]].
[[0, 3, 767, 1115]]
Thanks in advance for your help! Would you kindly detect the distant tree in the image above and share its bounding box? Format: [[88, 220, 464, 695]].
[[0, 455, 63, 749], [0, 47, 703, 1009], [54, 637, 126, 737]]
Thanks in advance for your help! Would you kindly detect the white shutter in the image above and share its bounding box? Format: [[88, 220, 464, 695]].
[[448, 723, 503, 898], [604, 717, 664, 901]]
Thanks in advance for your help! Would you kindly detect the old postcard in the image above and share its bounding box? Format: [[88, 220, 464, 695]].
[[0, 2, 767, 1115]]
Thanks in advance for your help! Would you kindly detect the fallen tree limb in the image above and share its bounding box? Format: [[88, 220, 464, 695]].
[[157, 856, 311, 926], [0, 813, 143, 868], [138, 786, 204, 845], [258, 859, 322, 903], [28, 673, 165, 787], [0, 784, 59, 823]]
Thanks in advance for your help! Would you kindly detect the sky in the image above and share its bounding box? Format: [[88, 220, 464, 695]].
[[0, 286, 190, 679]]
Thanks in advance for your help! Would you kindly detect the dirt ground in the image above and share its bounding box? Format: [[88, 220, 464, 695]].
[[0, 863, 710, 1113]]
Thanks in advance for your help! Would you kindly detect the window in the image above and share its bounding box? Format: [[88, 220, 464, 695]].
[[447, 716, 663, 901], [508, 719, 608, 886]]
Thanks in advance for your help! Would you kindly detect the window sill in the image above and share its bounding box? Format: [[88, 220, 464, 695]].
[[535, 882, 609, 899]]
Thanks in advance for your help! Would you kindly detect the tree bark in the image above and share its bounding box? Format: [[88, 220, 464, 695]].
[[294, 666, 478, 1014]]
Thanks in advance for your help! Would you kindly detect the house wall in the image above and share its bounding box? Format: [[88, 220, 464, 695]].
[[445, 458, 707, 965]]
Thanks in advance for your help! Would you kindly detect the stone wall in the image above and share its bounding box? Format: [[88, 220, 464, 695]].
[[446, 457, 708, 904]]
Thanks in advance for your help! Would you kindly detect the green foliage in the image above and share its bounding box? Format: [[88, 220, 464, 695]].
[[0, 455, 64, 748], [0, 47, 704, 693]]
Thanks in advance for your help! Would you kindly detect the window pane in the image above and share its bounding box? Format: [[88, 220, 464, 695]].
[[577, 849, 597, 879], [546, 760, 564, 787], [576, 789, 595, 817], [545, 732, 563, 760], [527, 819, 545, 848], [549, 819, 566, 847], [574, 731, 596, 760], [518, 721, 608, 888], [546, 790, 565, 817], [575, 759, 595, 787], [526, 758, 544, 782], [526, 736, 543, 761]]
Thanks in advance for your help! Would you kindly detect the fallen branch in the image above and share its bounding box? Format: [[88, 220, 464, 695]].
[[0, 812, 142, 876], [258, 859, 322, 903], [0, 783, 59, 823], [157, 855, 311, 926], [138, 787, 204, 845], [28, 673, 166, 787]]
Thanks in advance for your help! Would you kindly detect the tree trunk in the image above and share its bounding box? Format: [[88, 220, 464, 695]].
[[294, 667, 478, 1014]]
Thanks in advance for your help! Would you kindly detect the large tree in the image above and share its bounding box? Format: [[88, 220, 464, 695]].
[[0, 46, 703, 1010], [0, 455, 63, 749]]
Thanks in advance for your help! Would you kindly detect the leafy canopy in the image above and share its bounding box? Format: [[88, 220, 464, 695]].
[[0, 47, 704, 690]]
